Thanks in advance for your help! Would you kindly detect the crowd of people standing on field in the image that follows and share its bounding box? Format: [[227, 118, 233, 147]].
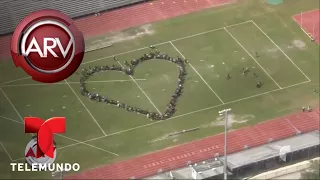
[[79, 48, 188, 120]]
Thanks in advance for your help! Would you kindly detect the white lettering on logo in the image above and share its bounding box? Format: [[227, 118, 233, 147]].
[[23, 37, 73, 58], [10, 163, 16, 171], [10, 163, 81, 172], [38, 163, 47, 171], [73, 163, 80, 171]]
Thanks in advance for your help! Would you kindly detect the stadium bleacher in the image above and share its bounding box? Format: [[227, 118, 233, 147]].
[[0, 0, 147, 35]]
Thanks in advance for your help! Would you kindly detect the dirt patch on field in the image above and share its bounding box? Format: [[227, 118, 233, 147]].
[[86, 24, 155, 52], [292, 40, 307, 50], [200, 114, 254, 129], [261, 47, 281, 59], [266, 47, 279, 53], [104, 24, 155, 44], [148, 133, 174, 143]]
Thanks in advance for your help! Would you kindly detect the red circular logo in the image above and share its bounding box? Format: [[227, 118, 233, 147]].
[[11, 9, 85, 83]]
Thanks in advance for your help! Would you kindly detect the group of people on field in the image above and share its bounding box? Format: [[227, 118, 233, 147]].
[[79, 48, 188, 120], [226, 52, 263, 88]]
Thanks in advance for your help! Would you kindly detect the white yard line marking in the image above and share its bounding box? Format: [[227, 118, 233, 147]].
[[0, 116, 22, 124], [0, 115, 118, 156], [0, 88, 24, 122], [5, 80, 310, 157], [64, 80, 107, 136], [82, 46, 162, 65], [251, 20, 311, 82], [170, 41, 225, 104], [0, 79, 147, 88], [116, 61, 162, 114], [224, 27, 282, 89], [0, 77, 32, 86], [0, 141, 13, 161], [223, 80, 309, 105], [83, 20, 252, 65]]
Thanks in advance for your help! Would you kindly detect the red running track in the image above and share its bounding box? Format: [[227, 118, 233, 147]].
[[0, 0, 235, 59], [293, 9, 320, 44], [67, 108, 320, 179]]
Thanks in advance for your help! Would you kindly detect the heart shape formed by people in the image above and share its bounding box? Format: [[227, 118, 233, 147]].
[[79, 50, 188, 120]]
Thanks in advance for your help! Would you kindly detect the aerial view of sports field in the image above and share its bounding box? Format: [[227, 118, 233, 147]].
[[0, 0, 319, 179]]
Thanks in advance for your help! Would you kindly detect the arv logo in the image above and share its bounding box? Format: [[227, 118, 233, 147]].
[[11, 9, 85, 83]]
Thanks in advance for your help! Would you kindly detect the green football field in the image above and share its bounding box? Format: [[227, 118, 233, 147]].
[[0, 0, 319, 179]]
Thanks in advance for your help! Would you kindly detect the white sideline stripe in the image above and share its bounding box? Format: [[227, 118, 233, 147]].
[[0, 116, 22, 124], [68, 79, 147, 83], [1, 83, 67, 87], [82, 20, 252, 65], [224, 27, 283, 89], [169, 41, 225, 104], [170, 81, 311, 120], [4, 80, 311, 158], [0, 116, 118, 156], [55, 134, 119, 156], [0, 141, 13, 161], [0, 20, 252, 85], [0, 77, 32, 86], [12, 157, 25, 162], [58, 122, 162, 150], [251, 20, 311, 82], [40, 80, 312, 151], [116, 61, 162, 114], [0, 79, 147, 87], [65, 80, 107, 136]]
